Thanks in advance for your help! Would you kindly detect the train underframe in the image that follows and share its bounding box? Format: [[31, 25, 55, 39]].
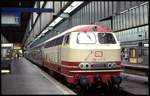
[[67, 72, 122, 90], [44, 62, 122, 91]]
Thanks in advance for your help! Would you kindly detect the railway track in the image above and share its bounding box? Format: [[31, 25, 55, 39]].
[[123, 64, 148, 76], [76, 87, 135, 96]]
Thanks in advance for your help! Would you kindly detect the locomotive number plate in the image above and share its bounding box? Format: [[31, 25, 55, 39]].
[[95, 51, 103, 57]]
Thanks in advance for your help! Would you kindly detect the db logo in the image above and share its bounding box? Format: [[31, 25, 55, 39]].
[[95, 51, 103, 57]]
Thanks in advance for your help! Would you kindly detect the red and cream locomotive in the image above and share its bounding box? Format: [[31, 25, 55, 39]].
[[24, 25, 123, 89]]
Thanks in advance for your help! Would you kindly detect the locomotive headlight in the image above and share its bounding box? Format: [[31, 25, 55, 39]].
[[86, 63, 91, 69], [107, 63, 113, 68], [112, 63, 116, 68], [107, 62, 116, 68], [79, 63, 84, 69], [79, 63, 91, 69]]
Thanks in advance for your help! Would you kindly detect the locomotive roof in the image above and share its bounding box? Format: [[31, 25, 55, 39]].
[[64, 24, 112, 32], [32, 25, 112, 49]]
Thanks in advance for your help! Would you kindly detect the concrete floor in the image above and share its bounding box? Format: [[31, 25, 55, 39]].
[[120, 76, 148, 95], [1, 57, 76, 95]]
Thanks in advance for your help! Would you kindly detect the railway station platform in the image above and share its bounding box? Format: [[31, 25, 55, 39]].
[[122, 63, 148, 69], [122, 61, 149, 76], [120, 62, 148, 95], [120, 77, 148, 95], [1, 57, 76, 95]]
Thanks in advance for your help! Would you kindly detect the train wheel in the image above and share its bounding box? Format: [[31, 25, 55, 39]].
[[107, 81, 115, 93], [100, 83, 108, 94], [49, 70, 54, 76], [75, 84, 88, 96], [66, 83, 73, 88], [108, 81, 121, 95], [75, 85, 82, 92]]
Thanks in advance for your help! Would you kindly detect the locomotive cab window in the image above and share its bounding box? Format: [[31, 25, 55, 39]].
[[77, 32, 96, 44], [64, 35, 70, 45], [98, 33, 116, 44]]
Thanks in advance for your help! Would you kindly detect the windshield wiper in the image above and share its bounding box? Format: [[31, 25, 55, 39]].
[[85, 33, 92, 40], [84, 50, 93, 61]]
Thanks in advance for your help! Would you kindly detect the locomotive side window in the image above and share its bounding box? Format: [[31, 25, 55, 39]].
[[98, 33, 116, 44], [77, 32, 96, 44]]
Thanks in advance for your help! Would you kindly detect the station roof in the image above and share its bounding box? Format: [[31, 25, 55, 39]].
[[0, 1, 35, 43]]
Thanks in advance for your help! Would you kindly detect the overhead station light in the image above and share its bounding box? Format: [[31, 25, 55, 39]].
[[49, 17, 63, 27], [60, 13, 69, 18], [33, 38, 38, 41], [1, 70, 10, 73], [48, 1, 84, 27], [64, 1, 84, 13], [27, 43, 32, 48], [37, 35, 42, 38], [47, 26, 53, 30], [1, 43, 13, 47], [41, 28, 49, 34]]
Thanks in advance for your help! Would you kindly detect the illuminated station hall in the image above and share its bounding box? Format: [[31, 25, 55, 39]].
[[1, 1, 149, 95]]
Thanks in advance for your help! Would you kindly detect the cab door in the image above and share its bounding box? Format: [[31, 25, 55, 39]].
[[61, 33, 70, 61]]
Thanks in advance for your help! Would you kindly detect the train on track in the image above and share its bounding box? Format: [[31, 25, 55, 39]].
[[24, 25, 123, 89]]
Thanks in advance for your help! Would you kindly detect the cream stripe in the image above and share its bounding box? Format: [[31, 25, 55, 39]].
[[59, 72, 74, 78], [69, 69, 123, 73], [60, 64, 78, 68]]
